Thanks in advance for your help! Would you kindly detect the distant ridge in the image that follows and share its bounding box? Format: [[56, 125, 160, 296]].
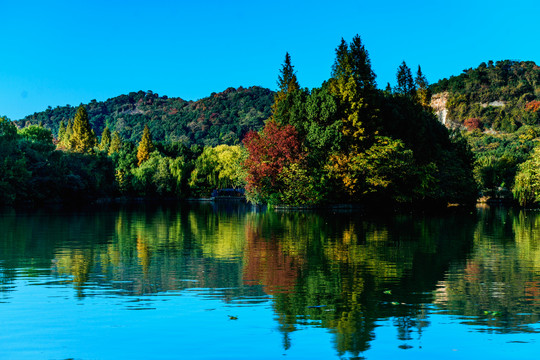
[[16, 86, 274, 146]]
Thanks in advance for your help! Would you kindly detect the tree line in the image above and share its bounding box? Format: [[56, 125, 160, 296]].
[[1, 35, 479, 207], [0, 106, 246, 205], [16, 35, 540, 207]]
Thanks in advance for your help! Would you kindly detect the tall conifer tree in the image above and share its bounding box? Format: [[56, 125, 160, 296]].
[[329, 35, 377, 145], [100, 127, 111, 152], [331, 38, 350, 80], [63, 119, 73, 147], [271, 52, 300, 124], [108, 131, 122, 155], [349, 35, 376, 91], [415, 65, 431, 107], [70, 106, 96, 153], [395, 61, 416, 96], [137, 124, 154, 166], [57, 120, 66, 144]]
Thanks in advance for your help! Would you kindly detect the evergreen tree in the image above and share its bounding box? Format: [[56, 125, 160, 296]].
[[395, 61, 416, 96], [329, 35, 377, 146], [277, 52, 299, 94], [137, 124, 154, 166], [349, 34, 376, 91], [415, 65, 431, 107], [69, 106, 96, 153], [100, 127, 111, 152], [109, 131, 122, 155], [272, 52, 301, 125], [61, 119, 73, 148], [57, 120, 66, 143], [331, 38, 350, 80]]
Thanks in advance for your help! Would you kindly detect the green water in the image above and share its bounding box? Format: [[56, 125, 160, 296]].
[[0, 203, 538, 359]]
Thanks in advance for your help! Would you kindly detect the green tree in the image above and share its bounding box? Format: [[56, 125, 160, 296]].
[[109, 131, 122, 155], [18, 125, 55, 153], [57, 120, 66, 143], [395, 61, 415, 96], [70, 106, 96, 153], [513, 147, 540, 205], [99, 127, 111, 152], [0, 116, 18, 141], [328, 136, 416, 202], [349, 35, 376, 92], [329, 35, 377, 147], [272, 52, 302, 125], [189, 145, 246, 196], [137, 124, 154, 166], [415, 65, 431, 107], [62, 119, 73, 148]]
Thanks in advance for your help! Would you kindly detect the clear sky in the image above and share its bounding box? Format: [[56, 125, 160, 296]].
[[1, 0, 539, 120]]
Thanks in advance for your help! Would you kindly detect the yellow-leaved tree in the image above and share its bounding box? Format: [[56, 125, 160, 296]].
[[137, 124, 154, 166]]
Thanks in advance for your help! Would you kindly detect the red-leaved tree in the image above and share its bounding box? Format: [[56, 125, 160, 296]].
[[243, 120, 304, 203], [464, 118, 482, 131]]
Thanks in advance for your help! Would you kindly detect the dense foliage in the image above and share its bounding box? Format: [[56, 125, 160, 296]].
[[0, 116, 114, 205], [430, 60, 540, 203], [1, 112, 247, 205], [243, 37, 477, 207], [16, 86, 274, 147], [431, 60, 540, 132]]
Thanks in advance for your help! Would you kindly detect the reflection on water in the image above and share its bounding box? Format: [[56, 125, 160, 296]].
[[0, 204, 539, 359], [434, 207, 540, 333]]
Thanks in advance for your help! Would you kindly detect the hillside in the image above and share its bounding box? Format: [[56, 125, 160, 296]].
[[16, 86, 274, 146], [430, 60, 540, 200], [430, 60, 540, 132]]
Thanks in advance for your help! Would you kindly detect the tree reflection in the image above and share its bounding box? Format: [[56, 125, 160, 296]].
[[3, 204, 539, 357], [434, 207, 540, 332], [242, 210, 476, 357]]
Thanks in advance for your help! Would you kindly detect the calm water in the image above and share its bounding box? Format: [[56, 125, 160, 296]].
[[0, 203, 539, 359]]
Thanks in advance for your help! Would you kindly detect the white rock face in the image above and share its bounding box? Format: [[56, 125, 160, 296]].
[[481, 101, 506, 108], [430, 92, 449, 126]]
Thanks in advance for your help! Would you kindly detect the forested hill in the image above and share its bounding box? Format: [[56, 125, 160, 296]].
[[430, 60, 540, 132], [15, 86, 274, 146]]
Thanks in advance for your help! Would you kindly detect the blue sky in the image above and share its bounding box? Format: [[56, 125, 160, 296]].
[[1, 0, 539, 120]]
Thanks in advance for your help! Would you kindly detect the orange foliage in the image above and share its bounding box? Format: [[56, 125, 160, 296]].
[[525, 100, 540, 112], [464, 118, 482, 131]]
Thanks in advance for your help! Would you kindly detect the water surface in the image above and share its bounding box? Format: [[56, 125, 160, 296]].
[[0, 203, 538, 359]]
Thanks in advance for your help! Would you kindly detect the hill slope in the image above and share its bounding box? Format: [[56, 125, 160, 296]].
[[16, 86, 274, 146], [430, 60, 540, 132]]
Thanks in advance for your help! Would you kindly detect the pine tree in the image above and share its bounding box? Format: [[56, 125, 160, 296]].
[[57, 120, 66, 144], [61, 119, 73, 148], [271, 52, 300, 124], [277, 52, 299, 94], [69, 106, 96, 153], [349, 34, 376, 91], [329, 35, 377, 145], [108, 131, 122, 155], [395, 61, 416, 96], [331, 38, 350, 80], [100, 127, 111, 152], [415, 65, 431, 107], [137, 124, 154, 166]]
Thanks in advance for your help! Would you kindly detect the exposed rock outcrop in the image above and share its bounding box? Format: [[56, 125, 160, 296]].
[[430, 92, 449, 126]]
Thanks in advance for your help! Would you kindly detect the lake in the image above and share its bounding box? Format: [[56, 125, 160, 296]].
[[0, 203, 538, 359]]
